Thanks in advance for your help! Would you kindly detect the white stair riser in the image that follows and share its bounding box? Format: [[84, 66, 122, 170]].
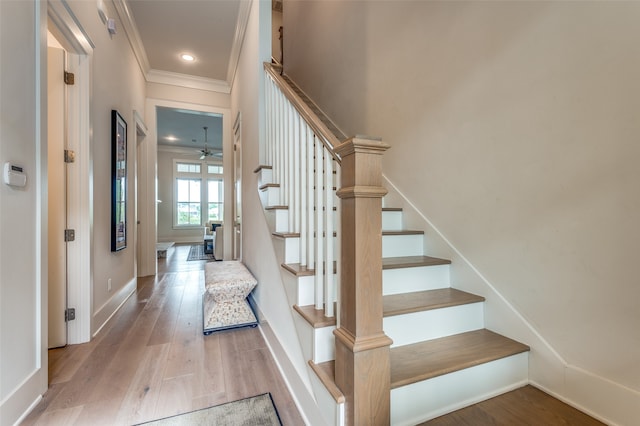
[[281, 238, 338, 267], [308, 366, 345, 426], [275, 209, 338, 238], [385, 303, 484, 348], [271, 235, 300, 264], [390, 353, 529, 426], [383, 234, 424, 257], [293, 312, 315, 363], [293, 313, 336, 364], [382, 210, 403, 231], [284, 236, 300, 264], [258, 168, 273, 186], [265, 208, 288, 233], [383, 264, 450, 295], [281, 272, 303, 307], [260, 185, 280, 207]]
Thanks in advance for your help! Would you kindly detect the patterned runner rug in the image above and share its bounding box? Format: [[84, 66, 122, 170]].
[[137, 393, 281, 425], [186, 244, 216, 261]]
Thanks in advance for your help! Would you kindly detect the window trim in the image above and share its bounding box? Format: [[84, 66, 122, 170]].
[[173, 159, 224, 228]]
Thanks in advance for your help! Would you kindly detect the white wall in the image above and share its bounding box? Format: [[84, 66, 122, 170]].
[[285, 1, 640, 424], [0, 2, 48, 424]]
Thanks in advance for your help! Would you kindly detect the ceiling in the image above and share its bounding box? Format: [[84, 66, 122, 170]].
[[121, 0, 250, 155], [126, 0, 241, 82]]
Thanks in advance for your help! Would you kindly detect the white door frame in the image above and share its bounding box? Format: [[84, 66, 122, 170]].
[[133, 110, 148, 277], [47, 0, 94, 344], [233, 111, 242, 260]]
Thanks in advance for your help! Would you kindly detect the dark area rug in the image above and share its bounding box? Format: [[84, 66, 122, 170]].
[[186, 244, 216, 261], [136, 393, 282, 425]]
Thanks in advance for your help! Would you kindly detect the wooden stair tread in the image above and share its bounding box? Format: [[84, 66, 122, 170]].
[[383, 288, 484, 317], [282, 261, 336, 277], [259, 183, 279, 190], [282, 263, 315, 277], [253, 164, 272, 173], [309, 360, 345, 404], [382, 207, 402, 212], [382, 256, 451, 269], [293, 304, 337, 328], [265, 205, 287, 210], [383, 230, 424, 236], [390, 329, 530, 389], [272, 231, 300, 238]]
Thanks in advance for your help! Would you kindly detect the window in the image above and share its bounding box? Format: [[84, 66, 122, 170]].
[[174, 160, 223, 227], [176, 179, 201, 225]]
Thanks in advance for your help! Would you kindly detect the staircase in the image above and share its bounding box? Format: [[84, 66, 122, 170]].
[[259, 64, 530, 425]]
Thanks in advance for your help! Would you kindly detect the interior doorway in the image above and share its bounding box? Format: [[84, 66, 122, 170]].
[[47, 2, 94, 344], [47, 38, 67, 348], [148, 100, 233, 261]]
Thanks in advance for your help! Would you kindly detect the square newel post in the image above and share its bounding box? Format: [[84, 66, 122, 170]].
[[334, 136, 393, 426]]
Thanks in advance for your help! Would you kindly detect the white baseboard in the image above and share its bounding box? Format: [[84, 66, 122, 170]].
[[256, 310, 327, 426], [92, 277, 137, 337], [532, 364, 640, 426], [1, 368, 45, 426]]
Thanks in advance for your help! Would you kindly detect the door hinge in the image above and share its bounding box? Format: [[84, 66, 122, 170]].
[[64, 71, 75, 85], [64, 149, 76, 163], [64, 229, 75, 242], [65, 308, 76, 322]]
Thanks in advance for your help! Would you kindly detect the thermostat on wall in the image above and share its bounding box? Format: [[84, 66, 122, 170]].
[[4, 162, 27, 187]]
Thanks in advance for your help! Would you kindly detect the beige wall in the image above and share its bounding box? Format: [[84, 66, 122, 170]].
[[64, 0, 147, 334], [285, 1, 640, 424], [147, 82, 231, 109]]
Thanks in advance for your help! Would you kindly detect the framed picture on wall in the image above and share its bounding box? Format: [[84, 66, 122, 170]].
[[111, 110, 127, 251]]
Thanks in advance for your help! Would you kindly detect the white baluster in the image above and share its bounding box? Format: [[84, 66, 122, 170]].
[[324, 149, 334, 318], [293, 114, 301, 236], [307, 131, 315, 270], [299, 121, 307, 267], [335, 161, 341, 328], [315, 138, 324, 310]]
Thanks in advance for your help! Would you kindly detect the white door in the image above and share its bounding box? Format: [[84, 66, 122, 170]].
[[48, 46, 67, 348], [233, 113, 242, 260]]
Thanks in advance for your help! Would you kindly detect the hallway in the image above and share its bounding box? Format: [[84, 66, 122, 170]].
[[22, 245, 304, 425]]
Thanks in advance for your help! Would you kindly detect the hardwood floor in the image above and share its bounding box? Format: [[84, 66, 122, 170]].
[[22, 244, 304, 426], [22, 244, 605, 426], [421, 385, 605, 426]]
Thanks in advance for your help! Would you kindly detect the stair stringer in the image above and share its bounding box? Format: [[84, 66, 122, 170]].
[[251, 167, 341, 426], [256, 167, 344, 424], [381, 175, 576, 410]]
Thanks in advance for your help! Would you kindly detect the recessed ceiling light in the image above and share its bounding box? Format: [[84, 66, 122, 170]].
[[165, 135, 178, 141], [180, 53, 195, 62]]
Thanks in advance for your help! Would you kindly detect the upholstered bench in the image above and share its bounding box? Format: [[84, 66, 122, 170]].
[[203, 261, 258, 334]]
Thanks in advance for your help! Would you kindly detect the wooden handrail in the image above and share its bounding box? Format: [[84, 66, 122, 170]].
[[264, 62, 343, 164], [264, 67, 392, 425]]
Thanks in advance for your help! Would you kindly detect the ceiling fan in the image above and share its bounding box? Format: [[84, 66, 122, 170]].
[[197, 126, 222, 160]]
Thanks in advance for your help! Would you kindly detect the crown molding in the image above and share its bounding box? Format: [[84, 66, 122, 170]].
[[147, 69, 231, 94], [226, 0, 253, 89], [113, 0, 235, 94], [112, 0, 150, 76]]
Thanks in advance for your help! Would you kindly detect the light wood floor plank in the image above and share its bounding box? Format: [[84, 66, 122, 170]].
[[114, 343, 171, 425], [23, 244, 304, 426]]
